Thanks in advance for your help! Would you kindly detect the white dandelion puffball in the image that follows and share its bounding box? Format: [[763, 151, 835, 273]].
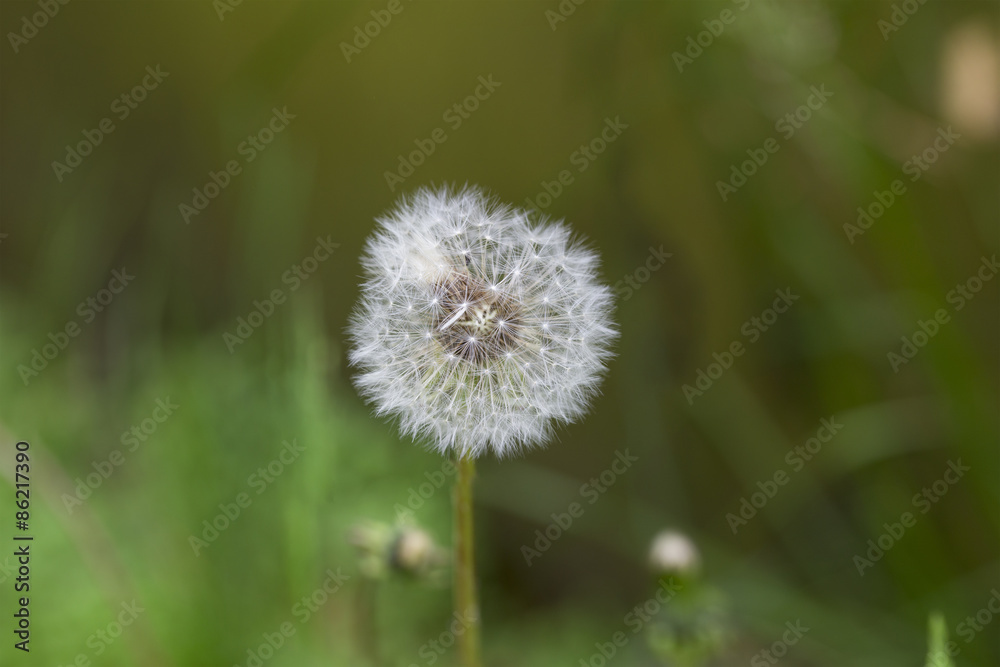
[[649, 530, 701, 575], [348, 186, 617, 458]]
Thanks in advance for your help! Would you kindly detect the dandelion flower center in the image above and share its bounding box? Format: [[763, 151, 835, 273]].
[[433, 273, 522, 364]]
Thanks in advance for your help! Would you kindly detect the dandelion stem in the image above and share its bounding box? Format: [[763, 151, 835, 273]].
[[454, 453, 483, 667], [354, 577, 381, 666]]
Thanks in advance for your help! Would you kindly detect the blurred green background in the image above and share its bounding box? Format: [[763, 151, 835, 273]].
[[1, 1, 998, 665]]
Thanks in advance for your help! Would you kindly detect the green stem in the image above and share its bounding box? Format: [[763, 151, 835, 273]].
[[354, 577, 381, 666], [454, 454, 483, 667]]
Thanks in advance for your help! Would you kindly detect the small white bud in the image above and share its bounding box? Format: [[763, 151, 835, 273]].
[[391, 527, 446, 577], [649, 530, 701, 575]]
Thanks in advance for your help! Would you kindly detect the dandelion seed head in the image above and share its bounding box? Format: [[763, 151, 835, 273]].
[[649, 530, 701, 576], [348, 186, 617, 458]]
